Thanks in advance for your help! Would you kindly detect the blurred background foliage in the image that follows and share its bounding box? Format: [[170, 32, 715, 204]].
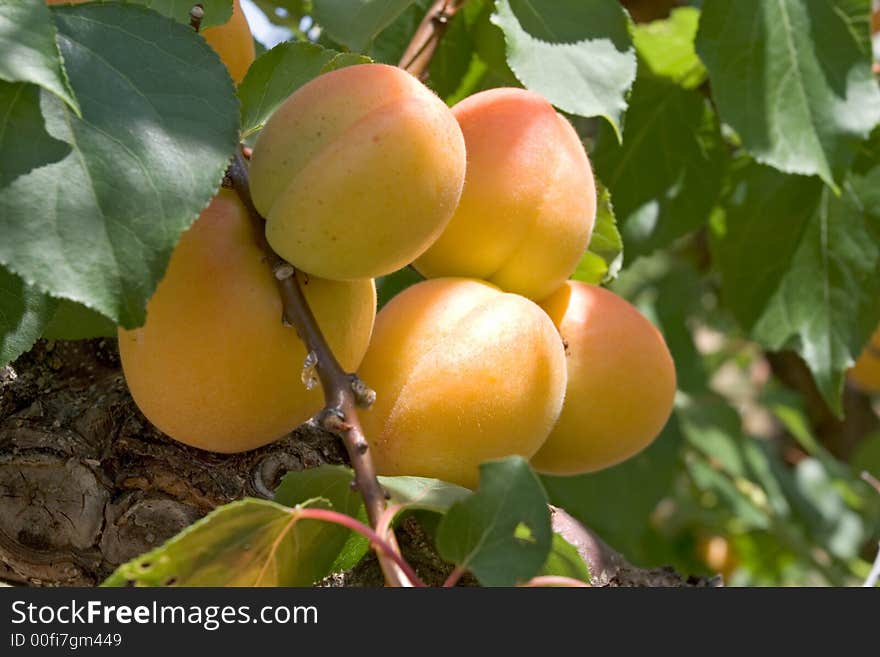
[[237, 0, 880, 585]]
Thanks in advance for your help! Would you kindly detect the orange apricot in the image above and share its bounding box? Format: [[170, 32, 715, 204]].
[[118, 189, 376, 453]]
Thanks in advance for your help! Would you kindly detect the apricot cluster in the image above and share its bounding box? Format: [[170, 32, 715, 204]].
[[118, 60, 676, 488]]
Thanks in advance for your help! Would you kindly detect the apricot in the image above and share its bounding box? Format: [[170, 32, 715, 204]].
[[357, 278, 567, 489], [249, 63, 466, 281], [847, 327, 880, 393], [414, 88, 596, 301], [202, 0, 256, 84], [531, 281, 676, 475], [118, 189, 376, 453]]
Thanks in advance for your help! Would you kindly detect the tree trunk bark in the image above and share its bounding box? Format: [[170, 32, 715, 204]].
[[1, 339, 717, 587]]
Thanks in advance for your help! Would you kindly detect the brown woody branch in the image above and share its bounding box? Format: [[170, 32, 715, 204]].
[[226, 150, 409, 587], [398, 0, 466, 79], [189, 4, 205, 32]]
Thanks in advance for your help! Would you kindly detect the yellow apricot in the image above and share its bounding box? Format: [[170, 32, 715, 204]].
[[415, 88, 596, 301], [118, 189, 376, 453], [531, 281, 676, 475], [47, 0, 255, 84], [847, 328, 880, 393], [202, 0, 255, 84], [357, 278, 567, 489], [249, 63, 466, 281]]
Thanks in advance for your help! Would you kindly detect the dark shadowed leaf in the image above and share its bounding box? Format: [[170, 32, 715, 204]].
[[313, 0, 418, 53], [0, 266, 57, 366]]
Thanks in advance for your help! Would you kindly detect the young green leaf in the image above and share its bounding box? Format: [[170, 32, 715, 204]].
[[239, 41, 370, 139], [103, 498, 345, 586], [632, 6, 705, 89], [491, 0, 636, 140], [0, 266, 58, 367], [41, 300, 116, 341], [0, 4, 239, 329], [436, 456, 552, 587], [572, 180, 623, 285], [313, 0, 418, 53], [0, 0, 79, 114], [538, 533, 592, 584], [696, 0, 880, 189]]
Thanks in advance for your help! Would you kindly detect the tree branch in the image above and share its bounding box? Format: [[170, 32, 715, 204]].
[[398, 0, 466, 79], [226, 149, 409, 587]]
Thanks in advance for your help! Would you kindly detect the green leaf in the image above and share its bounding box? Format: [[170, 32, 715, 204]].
[[0, 266, 57, 366], [712, 163, 880, 416], [313, 0, 418, 53], [436, 456, 552, 586], [381, 475, 472, 512], [491, 0, 636, 139], [124, 0, 233, 28], [0, 0, 79, 114], [572, 180, 623, 284], [239, 42, 369, 138], [428, 4, 476, 98], [368, 0, 431, 65], [696, 0, 880, 188], [0, 4, 239, 328], [592, 70, 726, 260], [538, 533, 591, 584], [632, 6, 705, 89], [103, 498, 344, 586], [0, 80, 70, 188], [42, 299, 116, 341]]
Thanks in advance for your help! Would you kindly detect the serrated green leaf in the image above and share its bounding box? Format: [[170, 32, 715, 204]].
[[572, 181, 623, 284], [491, 0, 636, 139], [712, 163, 880, 416], [632, 6, 705, 89], [125, 0, 233, 28], [436, 456, 551, 587], [103, 498, 344, 586], [313, 0, 417, 53], [41, 299, 116, 340], [0, 0, 79, 114], [239, 41, 369, 138], [538, 533, 591, 584], [0, 4, 239, 328], [592, 70, 725, 260], [0, 265, 57, 366], [696, 0, 880, 188], [0, 80, 70, 188]]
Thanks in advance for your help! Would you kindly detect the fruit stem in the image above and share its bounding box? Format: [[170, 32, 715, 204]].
[[226, 148, 411, 588], [188, 4, 204, 33], [399, 0, 467, 79]]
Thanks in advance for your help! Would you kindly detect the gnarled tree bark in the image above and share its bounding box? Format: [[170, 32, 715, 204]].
[[1, 339, 717, 587]]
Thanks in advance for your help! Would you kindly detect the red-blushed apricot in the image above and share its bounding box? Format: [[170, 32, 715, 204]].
[[47, 0, 255, 84], [531, 281, 676, 475], [118, 189, 376, 453], [202, 0, 255, 84], [357, 278, 567, 489], [414, 88, 596, 301], [847, 327, 880, 393], [249, 63, 466, 281]]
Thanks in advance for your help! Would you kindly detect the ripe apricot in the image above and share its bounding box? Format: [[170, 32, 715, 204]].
[[118, 190, 376, 453], [358, 278, 567, 489], [202, 0, 256, 84], [847, 328, 880, 393], [249, 63, 466, 281], [47, 0, 255, 83], [414, 88, 596, 301], [531, 281, 676, 475]]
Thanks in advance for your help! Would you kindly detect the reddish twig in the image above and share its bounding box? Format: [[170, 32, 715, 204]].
[[442, 564, 468, 587], [293, 508, 426, 587], [399, 0, 467, 79], [226, 149, 409, 587], [521, 576, 591, 588]]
